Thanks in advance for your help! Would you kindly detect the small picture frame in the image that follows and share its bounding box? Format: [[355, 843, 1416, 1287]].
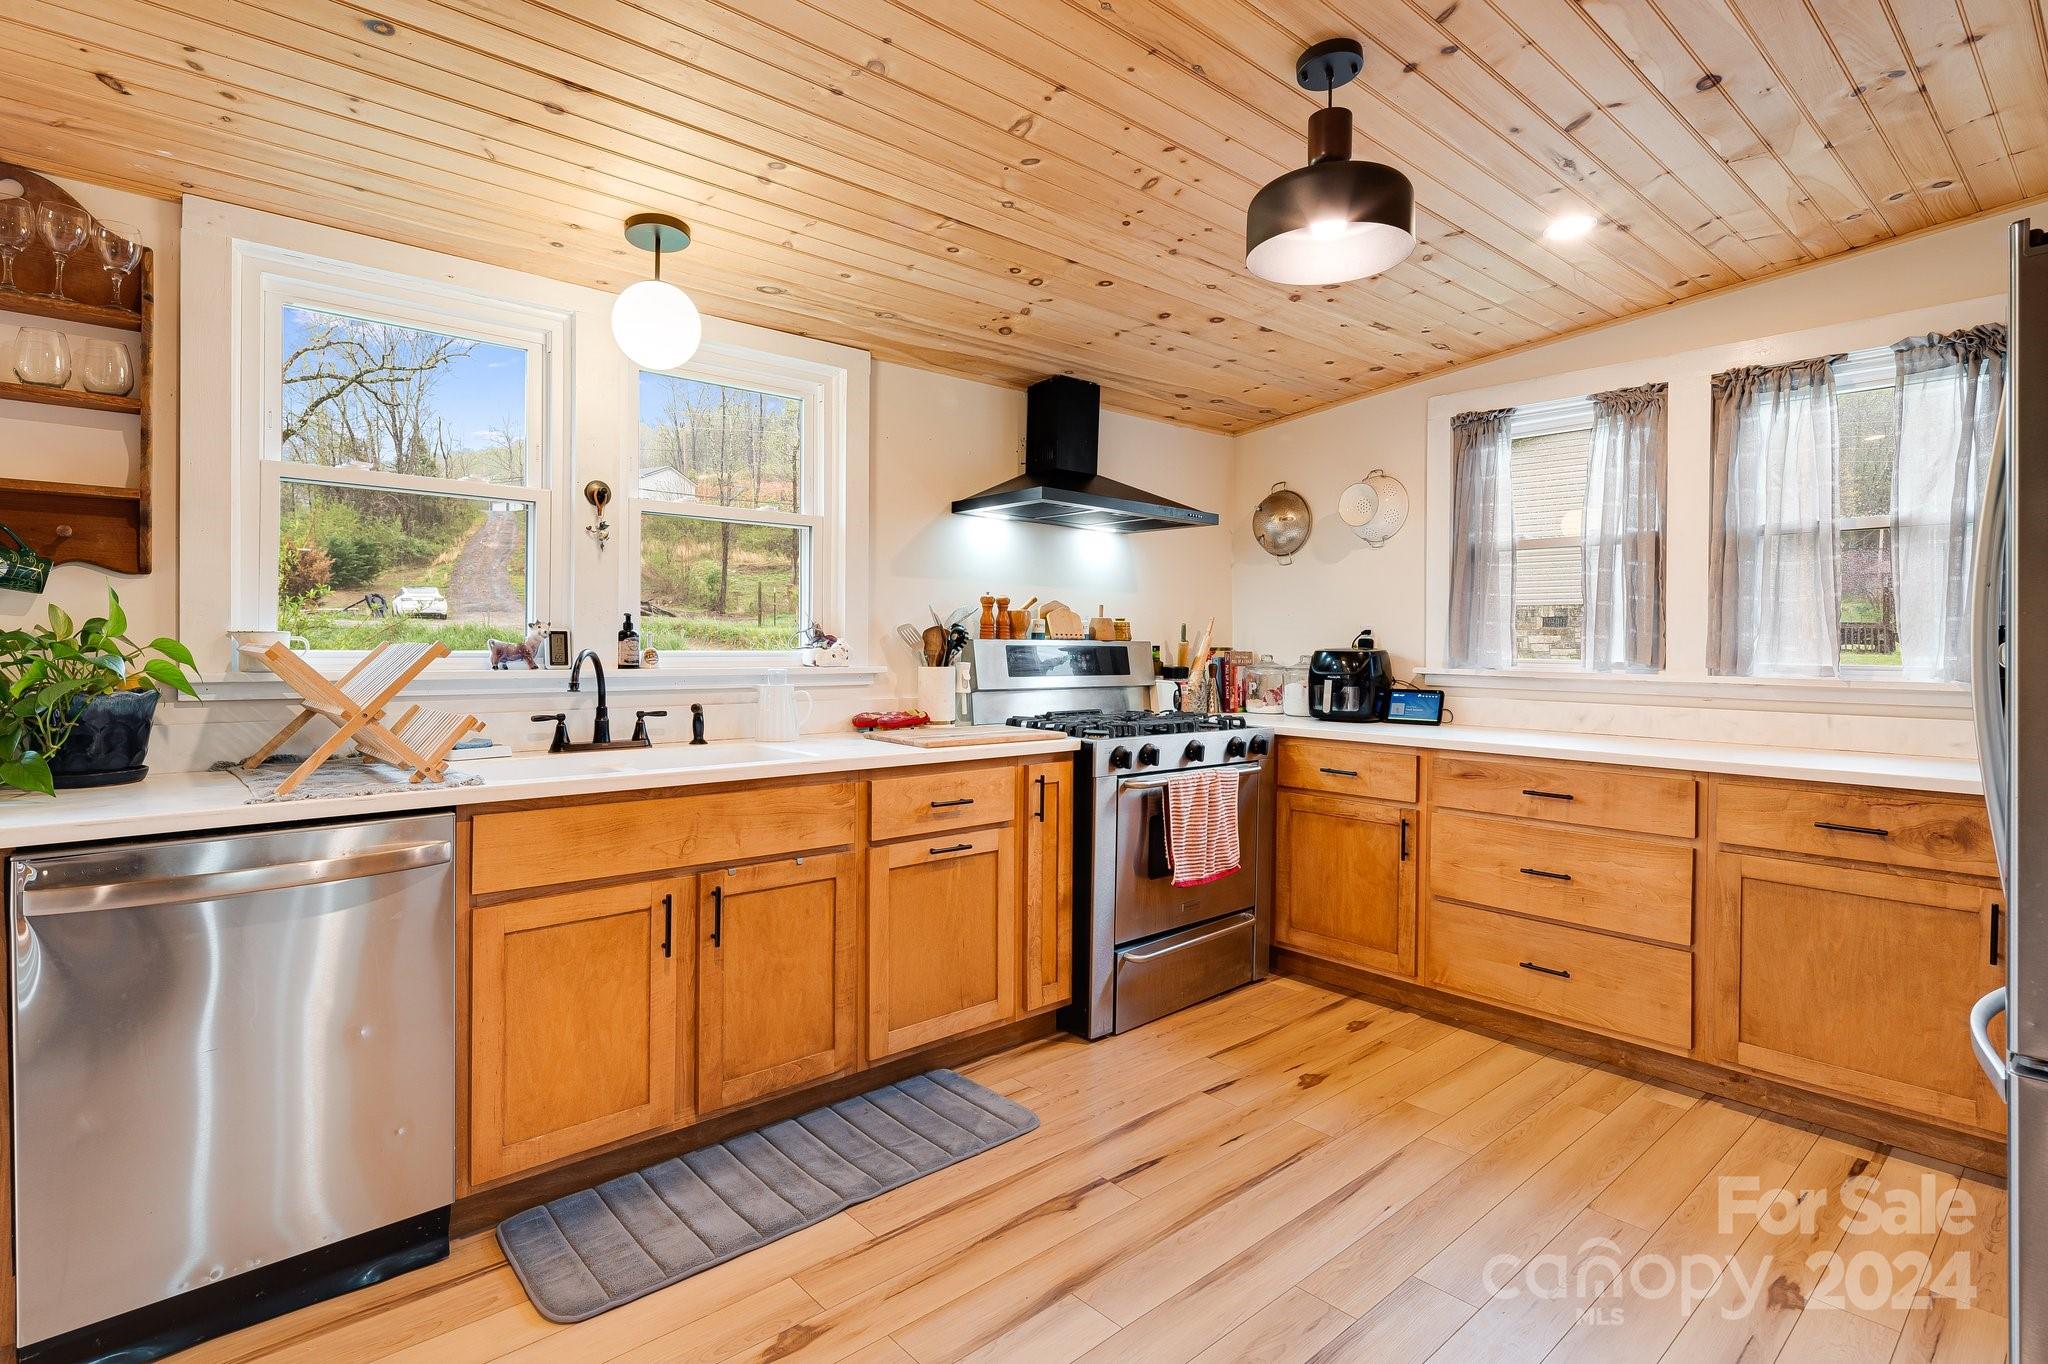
[[545, 628, 572, 669]]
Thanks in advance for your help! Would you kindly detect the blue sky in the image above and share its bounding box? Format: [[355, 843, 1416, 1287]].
[[283, 305, 527, 449]]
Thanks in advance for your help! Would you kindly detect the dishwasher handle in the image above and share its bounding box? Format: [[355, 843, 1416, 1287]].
[[16, 840, 453, 917]]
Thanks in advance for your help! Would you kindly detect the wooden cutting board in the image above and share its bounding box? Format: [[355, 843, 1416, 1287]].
[[863, 725, 1060, 748]]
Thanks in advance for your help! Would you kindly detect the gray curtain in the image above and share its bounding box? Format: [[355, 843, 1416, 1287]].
[[1892, 325, 2006, 682], [1708, 358, 1844, 676], [1583, 383, 1667, 672], [1447, 408, 1516, 669]]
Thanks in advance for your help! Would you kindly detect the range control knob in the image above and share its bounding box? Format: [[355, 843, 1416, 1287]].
[[1108, 745, 1133, 770], [1184, 740, 1206, 762], [1136, 744, 1162, 768], [1225, 736, 1249, 759], [1247, 734, 1271, 757]]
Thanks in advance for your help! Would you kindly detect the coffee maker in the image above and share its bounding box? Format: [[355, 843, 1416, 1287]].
[[1309, 630, 1393, 722]]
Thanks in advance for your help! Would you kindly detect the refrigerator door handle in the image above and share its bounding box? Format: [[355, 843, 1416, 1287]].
[[1970, 402, 2011, 885], [1969, 986, 2010, 1098]]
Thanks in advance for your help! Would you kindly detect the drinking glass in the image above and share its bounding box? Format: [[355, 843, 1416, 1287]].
[[92, 219, 141, 301], [79, 338, 132, 395], [12, 328, 71, 387], [0, 199, 30, 294], [34, 203, 89, 301]]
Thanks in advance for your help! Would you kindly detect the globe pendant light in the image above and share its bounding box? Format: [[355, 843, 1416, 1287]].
[[612, 212, 703, 371], [1246, 39, 1417, 286]]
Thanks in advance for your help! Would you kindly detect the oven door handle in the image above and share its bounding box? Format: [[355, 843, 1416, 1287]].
[[1120, 761, 1263, 790], [1144, 789, 1171, 880]]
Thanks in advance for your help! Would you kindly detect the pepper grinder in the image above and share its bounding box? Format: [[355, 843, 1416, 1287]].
[[995, 596, 1012, 639], [978, 594, 997, 639]]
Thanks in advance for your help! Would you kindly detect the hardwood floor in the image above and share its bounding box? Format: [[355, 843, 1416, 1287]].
[[181, 977, 2008, 1363]]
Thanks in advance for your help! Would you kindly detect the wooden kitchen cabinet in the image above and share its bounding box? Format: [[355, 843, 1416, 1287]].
[[868, 826, 1019, 1057], [1021, 760, 1075, 1012], [469, 876, 687, 1184], [1719, 852, 2006, 1133], [1275, 788, 1416, 976], [697, 852, 860, 1113]]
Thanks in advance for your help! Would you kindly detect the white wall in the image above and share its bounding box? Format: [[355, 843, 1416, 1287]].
[[5, 175, 1232, 771], [1231, 204, 2041, 757], [868, 361, 1234, 696]]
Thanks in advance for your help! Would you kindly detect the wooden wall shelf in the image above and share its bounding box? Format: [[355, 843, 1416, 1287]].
[[0, 382, 141, 415], [0, 157, 153, 577], [0, 290, 143, 332]]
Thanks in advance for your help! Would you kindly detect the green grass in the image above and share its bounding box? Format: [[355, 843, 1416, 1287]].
[[285, 617, 527, 652], [642, 616, 799, 652]]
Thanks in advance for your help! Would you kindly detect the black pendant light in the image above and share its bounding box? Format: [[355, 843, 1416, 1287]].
[[1246, 39, 1417, 286]]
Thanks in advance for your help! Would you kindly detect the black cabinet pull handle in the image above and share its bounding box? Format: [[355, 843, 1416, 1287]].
[[1520, 867, 1573, 882], [1320, 767, 1359, 778], [1519, 961, 1571, 979], [710, 886, 723, 948], [930, 842, 973, 855], [1399, 815, 1409, 861], [1992, 902, 2004, 966], [1814, 820, 1889, 838], [661, 893, 673, 959], [1522, 788, 1574, 802], [931, 797, 975, 809], [1035, 773, 1048, 822]]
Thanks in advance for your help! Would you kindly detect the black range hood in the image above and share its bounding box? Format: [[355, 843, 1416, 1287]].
[[950, 377, 1221, 533]]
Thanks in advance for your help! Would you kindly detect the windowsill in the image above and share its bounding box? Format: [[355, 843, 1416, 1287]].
[[194, 661, 889, 702], [1416, 667, 1972, 716]]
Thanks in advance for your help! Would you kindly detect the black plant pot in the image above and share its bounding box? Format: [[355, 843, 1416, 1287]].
[[49, 690, 160, 789]]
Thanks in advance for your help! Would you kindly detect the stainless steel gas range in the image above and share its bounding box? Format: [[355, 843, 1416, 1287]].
[[970, 640, 1275, 1038]]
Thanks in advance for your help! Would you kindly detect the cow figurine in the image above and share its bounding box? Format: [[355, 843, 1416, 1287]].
[[489, 622, 546, 670]]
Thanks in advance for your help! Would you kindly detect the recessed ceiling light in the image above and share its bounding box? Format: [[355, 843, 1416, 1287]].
[[1544, 212, 1597, 242]]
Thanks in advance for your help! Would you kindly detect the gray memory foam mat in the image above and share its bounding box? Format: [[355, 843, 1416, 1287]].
[[496, 1068, 1040, 1323]]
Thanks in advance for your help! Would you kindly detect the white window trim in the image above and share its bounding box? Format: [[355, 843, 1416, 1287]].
[[625, 343, 847, 667], [1421, 292, 2000, 712], [180, 196, 875, 691], [208, 238, 572, 674]]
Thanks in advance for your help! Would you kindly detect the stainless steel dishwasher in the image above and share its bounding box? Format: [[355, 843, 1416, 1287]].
[[8, 813, 457, 1363]]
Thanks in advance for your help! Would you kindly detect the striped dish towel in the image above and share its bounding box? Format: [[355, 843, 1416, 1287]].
[[1165, 769, 1242, 888]]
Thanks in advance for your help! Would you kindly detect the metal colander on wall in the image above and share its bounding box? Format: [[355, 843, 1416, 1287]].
[[1251, 482, 1313, 564], [1338, 469, 1408, 548]]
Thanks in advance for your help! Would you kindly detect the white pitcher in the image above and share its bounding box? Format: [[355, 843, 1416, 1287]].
[[756, 672, 813, 742]]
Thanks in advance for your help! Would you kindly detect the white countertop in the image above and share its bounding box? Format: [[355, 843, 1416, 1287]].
[[0, 732, 1081, 852], [1261, 716, 1983, 795]]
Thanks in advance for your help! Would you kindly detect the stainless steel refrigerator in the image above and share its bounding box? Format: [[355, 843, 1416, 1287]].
[[1971, 218, 2048, 1362]]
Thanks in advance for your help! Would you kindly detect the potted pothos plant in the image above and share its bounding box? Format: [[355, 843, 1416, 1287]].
[[0, 590, 198, 795]]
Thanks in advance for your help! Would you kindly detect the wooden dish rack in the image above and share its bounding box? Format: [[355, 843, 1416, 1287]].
[[0, 157, 154, 576]]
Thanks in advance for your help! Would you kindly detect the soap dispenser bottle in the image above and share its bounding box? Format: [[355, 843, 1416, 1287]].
[[617, 613, 642, 668]]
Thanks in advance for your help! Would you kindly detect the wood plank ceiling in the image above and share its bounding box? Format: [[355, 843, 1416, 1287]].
[[3, 0, 2045, 431]]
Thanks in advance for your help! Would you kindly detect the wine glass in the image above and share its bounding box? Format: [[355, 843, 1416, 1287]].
[[93, 219, 141, 303], [79, 338, 132, 396], [34, 202, 89, 301], [0, 199, 30, 295], [11, 328, 71, 387]]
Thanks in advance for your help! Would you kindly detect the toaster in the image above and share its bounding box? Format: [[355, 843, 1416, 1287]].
[[1309, 630, 1393, 722]]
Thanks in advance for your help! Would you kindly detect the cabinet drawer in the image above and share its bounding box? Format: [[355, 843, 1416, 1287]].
[[1423, 900, 1692, 1051], [869, 764, 1017, 842], [1276, 739, 1417, 802], [1431, 754, 1696, 838], [1430, 810, 1694, 946], [1715, 782, 1996, 878], [471, 782, 857, 895]]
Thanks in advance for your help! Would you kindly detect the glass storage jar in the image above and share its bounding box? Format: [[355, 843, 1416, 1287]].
[[1281, 656, 1313, 716]]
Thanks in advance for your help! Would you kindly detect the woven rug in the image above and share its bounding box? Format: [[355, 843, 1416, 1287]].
[[212, 754, 483, 802], [498, 1069, 1039, 1323]]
